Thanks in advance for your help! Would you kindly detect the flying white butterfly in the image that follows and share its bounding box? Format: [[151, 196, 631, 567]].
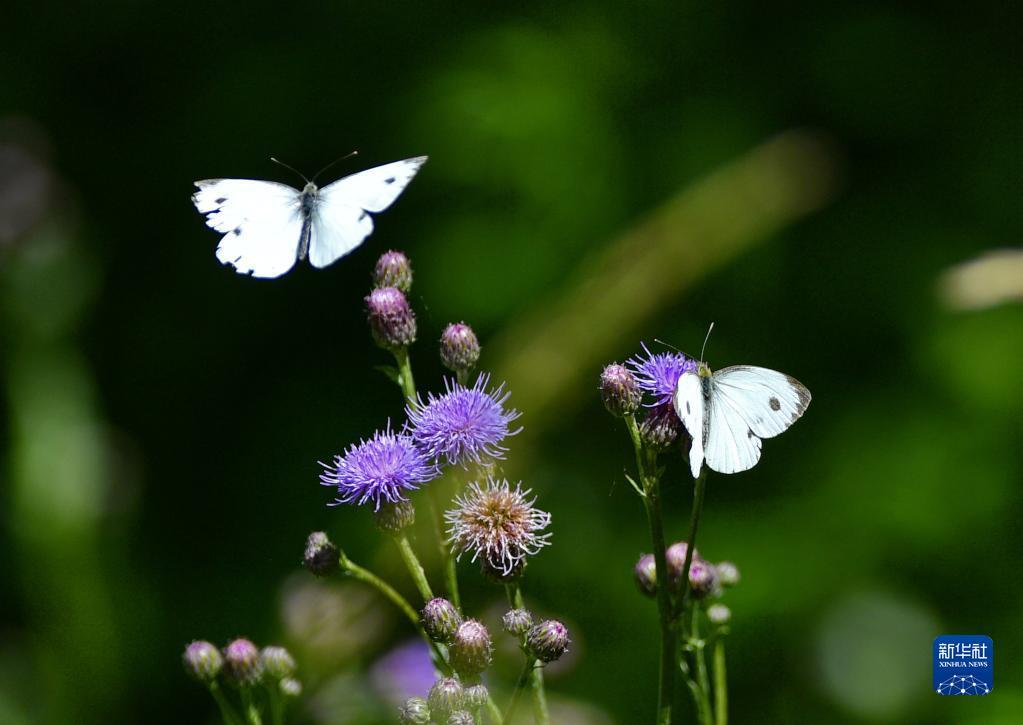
[[192, 156, 427, 278], [673, 332, 811, 478]]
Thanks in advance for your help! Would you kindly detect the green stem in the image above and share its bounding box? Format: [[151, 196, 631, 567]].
[[267, 684, 284, 725], [713, 636, 727, 725], [485, 695, 504, 724], [502, 660, 534, 725], [507, 584, 550, 725], [393, 346, 463, 611], [674, 468, 708, 619], [626, 415, 674, 725], [339, 551, 451, 675], [239, 689, 262, 725], [393, 533, 434, 602], [693, 614, 713, 725], [208, 681, 243, 725]]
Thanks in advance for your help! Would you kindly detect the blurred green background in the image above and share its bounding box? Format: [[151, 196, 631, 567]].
[[2, 2, 1021, 723]]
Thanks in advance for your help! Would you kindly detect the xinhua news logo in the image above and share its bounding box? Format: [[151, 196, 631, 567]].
[[934, 635, 993, 696]]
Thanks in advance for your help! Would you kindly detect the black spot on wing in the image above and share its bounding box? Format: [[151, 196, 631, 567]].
[[232, 227, 242, 236], [769, 397, 781, 411], [215, 197, 227, 204], [359, 211, 368, 220], [686, 401, 691, 414], [384, 177, 396, 184]]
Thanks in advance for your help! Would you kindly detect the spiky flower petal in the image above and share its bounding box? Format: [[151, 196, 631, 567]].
[[628, 343, 697, 407], [320, 424, 437, 510], [408, 375, 521, 467]]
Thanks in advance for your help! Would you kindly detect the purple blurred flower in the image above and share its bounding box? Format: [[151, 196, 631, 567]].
[[320, 424, 438, 510], [371, 639, 437, 704], [407, 374, 521, 467], [628, 343, 696, 407]]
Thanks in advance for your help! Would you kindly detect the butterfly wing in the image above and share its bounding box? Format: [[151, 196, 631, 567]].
[[307, 157, 427, 269], [703, 365, 811, 474], [193, 179, 303, 278], [674, 371, 706, 479]]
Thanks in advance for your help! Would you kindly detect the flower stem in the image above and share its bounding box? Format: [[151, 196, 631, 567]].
[[507, 584, 550, 725], [239, 689, 262, 725], [393, 347, 463, 611], [693, 614, 713, 725], [267, 684, 284, 725], [674, 468, 708, 618], [392, 533, 435, 602], [713, 636, 727, 725], [339, 550, 452, 676], [502, 659, 534, 725], [626, 415, 674, 725], [208, 681, 243, 725]]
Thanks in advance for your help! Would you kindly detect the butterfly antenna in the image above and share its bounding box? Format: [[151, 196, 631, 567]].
[[654, 338, 683, 353], [269, 157, 309, 184], [312, 150, 359, 183], [700, 322, 715, 362]]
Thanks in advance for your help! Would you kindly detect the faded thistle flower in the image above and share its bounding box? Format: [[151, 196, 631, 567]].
[[303, 531, 340, 577], [183, 641, 222, 683], [374, 250, 413, 292], [600, 363, 641, 417], [320, 424, 437, 510], [526, 620, 570, 663], [422, 598, 462, 643], [366, 286, 417, 350], [223, 638, 263, 687], [628, 343, 697, 407], [446, 478, 552, 578], [440, 322, 481, 377], [450, 619, 493, 677], [408, 375, 521, 468]]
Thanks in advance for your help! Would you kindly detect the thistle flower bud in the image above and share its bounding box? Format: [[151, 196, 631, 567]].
[[280, 677, 302, 697], [688, 559, 718, 599], [502, 608, 533, 637], [399, 696, 431, 724], [183, 640, 223, 683], [427, 677, 464, 718], [665, 541, 698, 591], [464, 684, 489, 710], [634, 553, 658, 597], [450, 619, 493, 677], [715, 561, 740, 587], [422, 598, 461, 643], [223, 638, 263, 687], [373, 499, 416, 533], [707, 603, 732, 626], [366, 287, 416, 351], [303, 531, 340, 577], [526, 620, 570, 663], [639, 404, 682, 450], [448, 711, 475, 725], [374, 250, 413, 292], [260, 646, 296, 679], [440, 322, 481, 376], [600, 363, 641, 418]]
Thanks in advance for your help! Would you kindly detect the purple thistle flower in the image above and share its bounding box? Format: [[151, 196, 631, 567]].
[[407, 374, 521, 467], [628, 343, 697, 407], [445, 478, 552, 577], [320, 424, 438, 510]]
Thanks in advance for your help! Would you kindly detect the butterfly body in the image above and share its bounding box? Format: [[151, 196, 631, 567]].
[[193, 156, 426, 278], [674, 361, 811, 478]]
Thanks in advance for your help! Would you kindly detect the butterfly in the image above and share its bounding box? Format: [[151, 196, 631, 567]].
[[673, 341, 811, 478], [192, 156, 427, 278]]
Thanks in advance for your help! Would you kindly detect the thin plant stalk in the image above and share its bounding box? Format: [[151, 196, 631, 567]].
[[239, 689, 262, 725], [393, 533, 435, 602], [393, 347, 462, 610], [674, 469, 708, 615], [502, 660, 534, 725], [209, 681, 243, 725], [507, 584, 550, 725], [625, 414, 674, 725], [713, 636, 727, 725], [693, 613, 713, 725]]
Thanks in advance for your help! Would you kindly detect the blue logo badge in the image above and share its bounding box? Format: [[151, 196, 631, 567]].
[[934, 635, 993, 695]]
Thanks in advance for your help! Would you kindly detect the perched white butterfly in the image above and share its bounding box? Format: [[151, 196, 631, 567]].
[[673, 331, 811, 478], [192, 156, 427, 278]]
